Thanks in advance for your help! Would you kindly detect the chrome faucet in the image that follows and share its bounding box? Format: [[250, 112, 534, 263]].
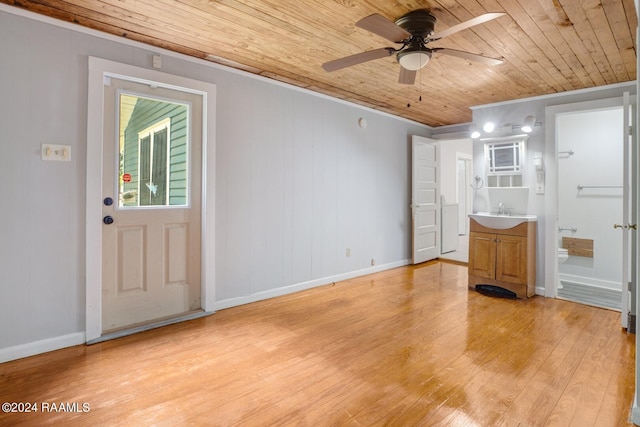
[[498, 203, 505, 215]]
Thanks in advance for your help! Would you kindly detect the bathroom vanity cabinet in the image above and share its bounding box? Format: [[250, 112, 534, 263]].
[[468, 219, 536, 298]]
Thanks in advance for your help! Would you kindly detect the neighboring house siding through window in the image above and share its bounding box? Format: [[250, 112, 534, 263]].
[[121, 96, 188, 207]]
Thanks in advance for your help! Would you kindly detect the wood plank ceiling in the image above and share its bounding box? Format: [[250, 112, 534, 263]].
[[3, 0, 636, 127]]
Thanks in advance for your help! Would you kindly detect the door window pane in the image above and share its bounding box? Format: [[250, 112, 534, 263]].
[[118, 93, 189, 207]]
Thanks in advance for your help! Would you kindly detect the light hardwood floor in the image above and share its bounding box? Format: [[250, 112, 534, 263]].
[[0, 261, 635, 426]]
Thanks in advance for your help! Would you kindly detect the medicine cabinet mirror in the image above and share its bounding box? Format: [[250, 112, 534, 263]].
[[484, 137, 527, 188]]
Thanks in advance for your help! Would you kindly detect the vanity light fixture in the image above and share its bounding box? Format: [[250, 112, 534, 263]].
[[483, 122, 495, 133], [521, 115, 535, 133], [469, 124, 481, 139]]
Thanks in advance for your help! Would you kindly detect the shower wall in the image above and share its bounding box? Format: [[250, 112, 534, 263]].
[[557, 107, 624, 290]]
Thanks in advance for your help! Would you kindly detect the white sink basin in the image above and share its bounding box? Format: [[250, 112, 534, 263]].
[[469, 212, 537, 229]]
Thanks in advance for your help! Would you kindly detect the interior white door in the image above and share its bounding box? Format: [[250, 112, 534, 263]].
[[101, 77, 202, 332], [412, 136, 440, 264]]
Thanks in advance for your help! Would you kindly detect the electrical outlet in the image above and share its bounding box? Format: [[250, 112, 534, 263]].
[[371, 258, 375, 266], [346, 248, 351, 257], [41, 144, 71, 161]]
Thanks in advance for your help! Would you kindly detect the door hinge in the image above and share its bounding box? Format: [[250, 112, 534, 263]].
[[629, 125, 633, 136]]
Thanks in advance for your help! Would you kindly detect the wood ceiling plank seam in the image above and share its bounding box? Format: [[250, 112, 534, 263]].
[[7, 0, 216, 59], [427, 1, 506, 59], [511, 0, 597, 89], [479, 0, 577, 91], [622, 0, 638, 48], [223, 0, 407, 46], [141, 0, 325, 59], [122, 0, 356, 83], [464, 22, 561, 94], [208, 0, 389, 66], [34, 0, 263, 67], [426, 14, 508, 61], [206, 0, 320, 40], [541, 21, 609, 87], [424, 2, 560, 98], [560, 0, 620, 84], [420, 59, 519, 103], [601, 0, 638, 80], [580, 0, 631, 82], [16, 0, 145, 27], [104, 1, 316, 74], [537, 0, 572, 26], [541, 0, 635, 87], [324, 1, 412, 23], [422, 38, 532, 100], [431, 0, 570, 94]]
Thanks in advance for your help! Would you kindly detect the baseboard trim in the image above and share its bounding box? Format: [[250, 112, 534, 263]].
[[0, 259, 412, 363], [87, 310, 214, 345], [214, 259, 410, 311], [0, 332, 85, 364]]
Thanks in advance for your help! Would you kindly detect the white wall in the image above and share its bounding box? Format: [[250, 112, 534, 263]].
[[0, 7, 430, 360]]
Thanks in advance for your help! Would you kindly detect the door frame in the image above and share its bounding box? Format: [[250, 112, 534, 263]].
[[544, 96, 634, 328], [86, 57, 216, 342], [456, 153, 473, 235]]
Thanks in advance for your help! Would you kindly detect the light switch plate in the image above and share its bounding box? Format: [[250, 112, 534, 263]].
[[42, 144, 71, 161]]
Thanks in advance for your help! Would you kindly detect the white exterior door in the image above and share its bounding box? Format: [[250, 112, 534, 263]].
[[412, 136, 440, 264], [101, 77, 203, 332]]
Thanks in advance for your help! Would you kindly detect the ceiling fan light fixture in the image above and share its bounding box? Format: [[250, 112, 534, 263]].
[[397, 49, 431, 71]]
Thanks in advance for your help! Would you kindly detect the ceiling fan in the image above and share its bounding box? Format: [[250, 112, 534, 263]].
[[322, 10, 505, 84]]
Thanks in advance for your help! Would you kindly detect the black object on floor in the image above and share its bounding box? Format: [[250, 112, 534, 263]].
[[475, 284, 517, 299]]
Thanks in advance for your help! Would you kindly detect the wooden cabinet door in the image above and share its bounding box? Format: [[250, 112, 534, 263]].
[[496, 235, 527, 284], [468, 232, 496, 280]]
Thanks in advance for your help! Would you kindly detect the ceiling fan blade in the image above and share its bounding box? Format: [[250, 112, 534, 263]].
[[356, 13, 411, 43], [433, 48, 503, 66], [322, 48, 394, 72], [430, 12, 505, 41], [398, 67, 416, 84]]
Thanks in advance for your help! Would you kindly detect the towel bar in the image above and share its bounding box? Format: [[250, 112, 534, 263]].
[[577, 184, 622, 190]]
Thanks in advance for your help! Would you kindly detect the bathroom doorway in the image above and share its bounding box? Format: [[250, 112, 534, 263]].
[[556, 106, 624, 311], [547, 94, 636, 328]]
